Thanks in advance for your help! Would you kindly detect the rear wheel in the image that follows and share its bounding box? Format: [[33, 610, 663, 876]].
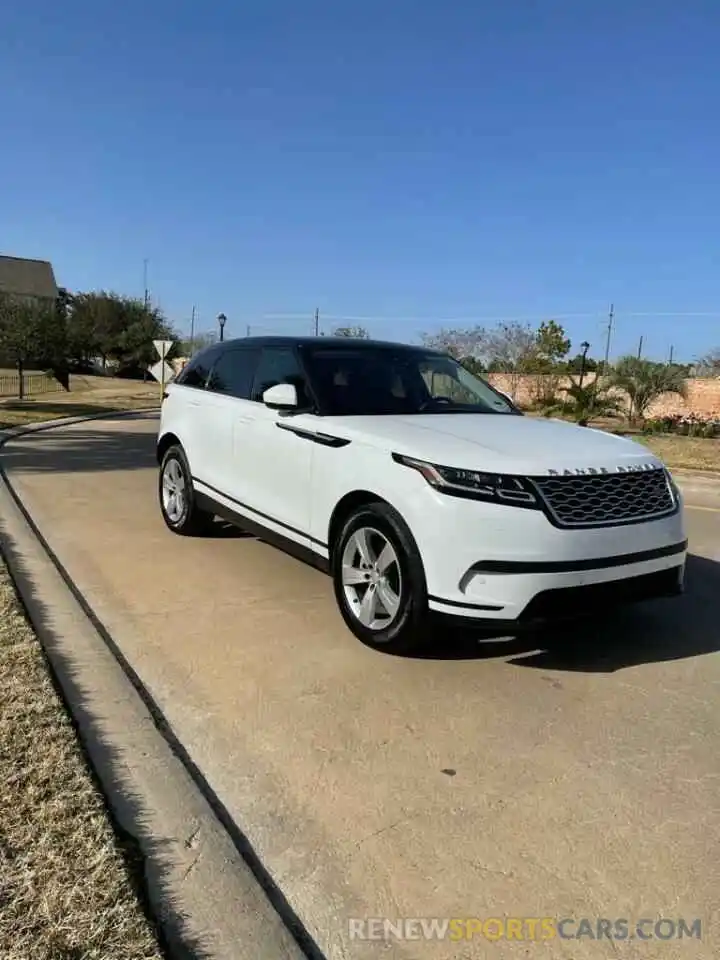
[[332, 502, 429, 654], [159, 445, 214, 536]]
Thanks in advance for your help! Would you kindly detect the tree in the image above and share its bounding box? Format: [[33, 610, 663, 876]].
[[0, 294, 66, 398], [117, 303, 175, 370], [566, 352, 599, 374], [695, 348, 720, 376], [534, 320, 571, 368], [458, 356, 486, 376], [332, 325, 370, 338], [421, 326, 488, 360], [483, 322, 540, 400], [483, 322, 539, 372], [523, 320, 571, 405], [608, 356, 688, 422], [65, 291, 176, 372], [422, 321, 545, 400], [542, 379, 624, 426]]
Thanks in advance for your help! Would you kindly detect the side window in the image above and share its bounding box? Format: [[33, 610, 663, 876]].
[[175, 348, 217, 389], [207, 349, 259, 399], [250, 347, 309, 404]]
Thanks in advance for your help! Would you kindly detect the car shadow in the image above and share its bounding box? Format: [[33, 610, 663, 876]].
[[416, 553, 720, 672], [207, 519, 254, 539], [0, 413, 160, 475]]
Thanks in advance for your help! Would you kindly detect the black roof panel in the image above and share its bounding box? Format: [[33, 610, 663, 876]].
[[219, 335, 444, 354]]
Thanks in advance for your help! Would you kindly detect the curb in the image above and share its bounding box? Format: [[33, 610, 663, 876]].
[[0, 412, 318, 960]]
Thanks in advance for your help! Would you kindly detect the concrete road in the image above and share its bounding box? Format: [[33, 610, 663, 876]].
[[3, 413, 719, 959]]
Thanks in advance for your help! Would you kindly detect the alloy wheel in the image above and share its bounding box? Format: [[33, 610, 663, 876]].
[[341, 526, 402, 631], [162, 457, 186, 524]]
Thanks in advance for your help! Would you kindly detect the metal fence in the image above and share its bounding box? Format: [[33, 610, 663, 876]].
[[0, 372, 62, 398]]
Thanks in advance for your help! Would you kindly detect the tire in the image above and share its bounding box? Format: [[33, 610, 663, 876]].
[[158, 444, 214, 536], [332, 501, 429, 654]]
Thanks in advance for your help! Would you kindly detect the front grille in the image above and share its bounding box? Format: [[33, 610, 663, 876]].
[[531, 468, 676, 528]]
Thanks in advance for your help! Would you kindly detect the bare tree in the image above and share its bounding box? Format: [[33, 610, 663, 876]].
[[695, 348, 720, 376], [483, 322, 540, 400], [422, 321, 544, 401], [421, 326, 489, 360]]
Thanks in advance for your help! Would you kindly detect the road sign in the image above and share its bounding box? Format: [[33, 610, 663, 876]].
[[149, 360, 174, 384], [153, 339, 174, 361]]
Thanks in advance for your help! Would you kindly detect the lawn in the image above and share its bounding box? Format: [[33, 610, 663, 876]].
[[0, 377, 160, 431], [0, 558, 164, 959], [635, 434, 720, 473], [526, 411, 720, 473]]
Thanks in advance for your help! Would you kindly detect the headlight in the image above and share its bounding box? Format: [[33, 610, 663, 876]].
[[392, 453, 539, 508]]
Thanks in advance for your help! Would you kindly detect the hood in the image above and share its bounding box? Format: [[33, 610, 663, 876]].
[[323, 413, 663, 475]]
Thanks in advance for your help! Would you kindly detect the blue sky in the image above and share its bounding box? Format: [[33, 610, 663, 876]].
[[1, 0, 718, 361]]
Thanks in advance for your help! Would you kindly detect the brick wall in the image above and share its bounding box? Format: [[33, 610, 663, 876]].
[[487, 373, 720, 419]]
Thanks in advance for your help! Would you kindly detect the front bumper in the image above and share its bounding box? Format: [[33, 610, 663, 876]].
[[413, 488, 687, 623]]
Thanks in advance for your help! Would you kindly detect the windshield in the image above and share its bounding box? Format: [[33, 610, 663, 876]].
[[301, 345, 518, 416]]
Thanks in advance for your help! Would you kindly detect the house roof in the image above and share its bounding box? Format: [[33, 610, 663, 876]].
[[0, 255, 59, 300]]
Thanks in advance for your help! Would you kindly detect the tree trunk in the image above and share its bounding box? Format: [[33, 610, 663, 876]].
[[17, 359, 24, 400]]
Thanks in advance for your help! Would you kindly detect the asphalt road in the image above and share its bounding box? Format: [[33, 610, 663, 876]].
[[2, 413, 719, 959]]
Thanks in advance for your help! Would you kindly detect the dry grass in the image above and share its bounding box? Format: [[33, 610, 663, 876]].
[[0, 558, 165, 959], [0, 368, 46, 376], [0, 377, 160, 431], [635, 435, 720, 472], [526, 410, 720, 473]]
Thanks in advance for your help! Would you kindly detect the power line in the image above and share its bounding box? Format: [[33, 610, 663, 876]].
[[229, 309, 720, 329]]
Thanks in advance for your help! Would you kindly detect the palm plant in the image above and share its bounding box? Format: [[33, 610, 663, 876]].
[[607, 357, 687, 422], [542, 379, 624, 426]]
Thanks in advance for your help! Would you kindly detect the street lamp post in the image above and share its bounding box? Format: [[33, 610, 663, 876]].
[[217, 313, 227, 342], [578, 340, 590, 389]]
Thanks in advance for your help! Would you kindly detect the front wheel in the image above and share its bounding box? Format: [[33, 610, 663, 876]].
[[159, 444, 214, 536], [332, 502, 429, 654]]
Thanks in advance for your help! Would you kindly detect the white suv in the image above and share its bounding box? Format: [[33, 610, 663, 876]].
[[157, 336, 686, 653]]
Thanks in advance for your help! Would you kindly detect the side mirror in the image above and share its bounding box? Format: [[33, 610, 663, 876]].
[[262, 382, 298, 409]]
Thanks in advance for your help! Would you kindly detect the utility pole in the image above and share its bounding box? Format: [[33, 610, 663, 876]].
[[189, 305, 196, 356], [314, 307, 320, 336], [668, 345, 674, 365], [143, 259, 149, 311], [602, 303, 614, 375], [637, 335, 643, 360], [246, 324, 251, 337]]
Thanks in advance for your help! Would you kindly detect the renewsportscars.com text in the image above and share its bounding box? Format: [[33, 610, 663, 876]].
[[348, 917, 702, 942]]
